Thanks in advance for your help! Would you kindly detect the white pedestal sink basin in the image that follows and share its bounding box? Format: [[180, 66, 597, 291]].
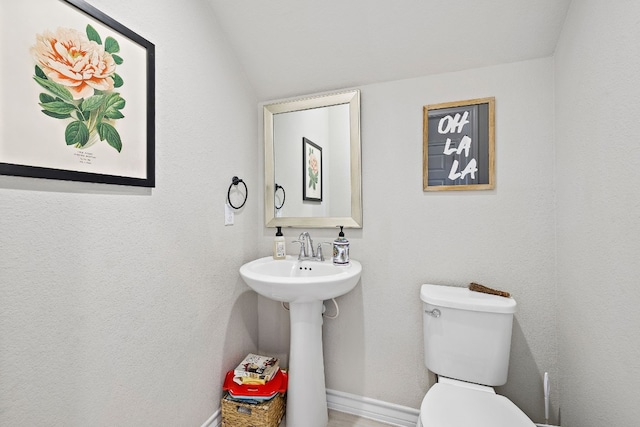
[[239, 256, 362, 427]]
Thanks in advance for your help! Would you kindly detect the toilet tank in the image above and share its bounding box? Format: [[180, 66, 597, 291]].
[[421, 284, 517, 386]]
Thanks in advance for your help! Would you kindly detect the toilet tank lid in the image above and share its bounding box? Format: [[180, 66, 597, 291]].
[[420, 284, 516, 314]]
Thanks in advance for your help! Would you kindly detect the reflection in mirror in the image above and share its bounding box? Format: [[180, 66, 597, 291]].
[[264, 90, 362, 228]]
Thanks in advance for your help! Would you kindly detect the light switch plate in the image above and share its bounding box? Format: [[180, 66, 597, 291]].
[[225, 203, 234, 225]]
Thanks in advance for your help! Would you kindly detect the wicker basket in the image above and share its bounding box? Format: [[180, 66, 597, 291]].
[[221, 393, 285, 427]]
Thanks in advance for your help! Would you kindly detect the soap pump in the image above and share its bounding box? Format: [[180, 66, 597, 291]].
[[332, 226, 350, 265], [273, 226, 286, 260]]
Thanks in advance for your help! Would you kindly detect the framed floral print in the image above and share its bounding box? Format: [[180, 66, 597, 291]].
[[0, 0, 155, 187], [302, 137, 322, 202]]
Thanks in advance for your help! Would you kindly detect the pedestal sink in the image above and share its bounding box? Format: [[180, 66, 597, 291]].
[[239, 255, 362, 427]]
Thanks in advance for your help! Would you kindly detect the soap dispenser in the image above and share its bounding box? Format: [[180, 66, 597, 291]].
[[273, 226, 286, 260], [332, 226, 350, 265]]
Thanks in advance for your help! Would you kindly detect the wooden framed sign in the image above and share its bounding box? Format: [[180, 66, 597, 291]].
[[423, 97, 495, 191]]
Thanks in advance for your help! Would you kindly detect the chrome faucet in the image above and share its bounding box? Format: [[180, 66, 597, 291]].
[[292, 232, 326, 261], [298, 232, 314, 258]]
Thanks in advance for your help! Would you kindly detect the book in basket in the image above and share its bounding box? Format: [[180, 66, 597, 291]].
[[233, 353, 280, 383]]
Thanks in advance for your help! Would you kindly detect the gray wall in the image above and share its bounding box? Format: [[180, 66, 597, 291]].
[[555, 1, 640, 426], [3, 1, 640, 426], [0, 0, 260, 425], [259, 4, 640, 424], [259, 57, 559, 424]]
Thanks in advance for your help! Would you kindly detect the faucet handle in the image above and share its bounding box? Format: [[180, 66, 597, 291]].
[[317, 242, 333, 262], [291, 239, 307, 258]]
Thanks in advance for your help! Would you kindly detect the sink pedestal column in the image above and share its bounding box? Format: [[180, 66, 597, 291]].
[[286, 300, 328, 427]]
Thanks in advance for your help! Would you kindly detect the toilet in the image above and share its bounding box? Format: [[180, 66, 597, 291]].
[[418, 284, 535, 427]]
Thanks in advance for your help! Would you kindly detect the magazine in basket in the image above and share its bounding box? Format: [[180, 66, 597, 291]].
[[233, 353, 280, 383]]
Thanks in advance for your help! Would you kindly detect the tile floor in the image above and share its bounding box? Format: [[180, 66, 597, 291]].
[[328, 410, 395, 426], [279, 410, 395, 426]]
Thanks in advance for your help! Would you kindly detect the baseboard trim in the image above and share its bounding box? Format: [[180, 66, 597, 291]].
[[326, 389, 419, 427], [202, 390, 420, 427], [200, 408, 221, 427]]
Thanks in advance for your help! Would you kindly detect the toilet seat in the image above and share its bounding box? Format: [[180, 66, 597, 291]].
[[420, 381, 535, 427]]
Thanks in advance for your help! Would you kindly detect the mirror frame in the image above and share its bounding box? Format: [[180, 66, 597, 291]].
[[264, 89, 362, 228]]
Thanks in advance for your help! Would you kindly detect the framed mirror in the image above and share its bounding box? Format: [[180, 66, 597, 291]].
[[264, 89, 362, 228]]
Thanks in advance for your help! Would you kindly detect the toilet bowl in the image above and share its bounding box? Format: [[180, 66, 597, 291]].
[[418, 284, 535, 427], [418, 378, 535, 427]]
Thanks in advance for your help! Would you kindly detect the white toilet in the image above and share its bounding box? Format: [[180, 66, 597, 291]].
[[418, 284, 535, 427]]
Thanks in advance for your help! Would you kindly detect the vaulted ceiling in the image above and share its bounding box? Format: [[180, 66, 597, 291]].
[[208, 0, 572, 101]]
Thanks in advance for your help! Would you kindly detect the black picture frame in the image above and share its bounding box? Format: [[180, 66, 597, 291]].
[[0, 0, 155, 187], [302, 137, 322, 202]]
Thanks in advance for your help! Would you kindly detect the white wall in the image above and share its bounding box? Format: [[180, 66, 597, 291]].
[[555, 1, 640, 425], [259, 57, 559, 424], [274, 107, 331, 217], [273, 104, 351, 218], [326, 105, 351, 216], [0, 0, 260, 425], [6, 2, 639, 425]]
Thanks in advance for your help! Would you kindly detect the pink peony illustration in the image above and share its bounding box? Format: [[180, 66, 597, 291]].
[[31, 27, 116, 100], [309, 153, 318, 175], [31, 25, 126, 152]]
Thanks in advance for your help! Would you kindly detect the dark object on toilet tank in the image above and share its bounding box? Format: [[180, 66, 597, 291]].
[[469, 282, 511, 298]]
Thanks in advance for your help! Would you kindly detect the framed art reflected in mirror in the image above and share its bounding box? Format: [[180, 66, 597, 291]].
[[302, 137, 322, 202]]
